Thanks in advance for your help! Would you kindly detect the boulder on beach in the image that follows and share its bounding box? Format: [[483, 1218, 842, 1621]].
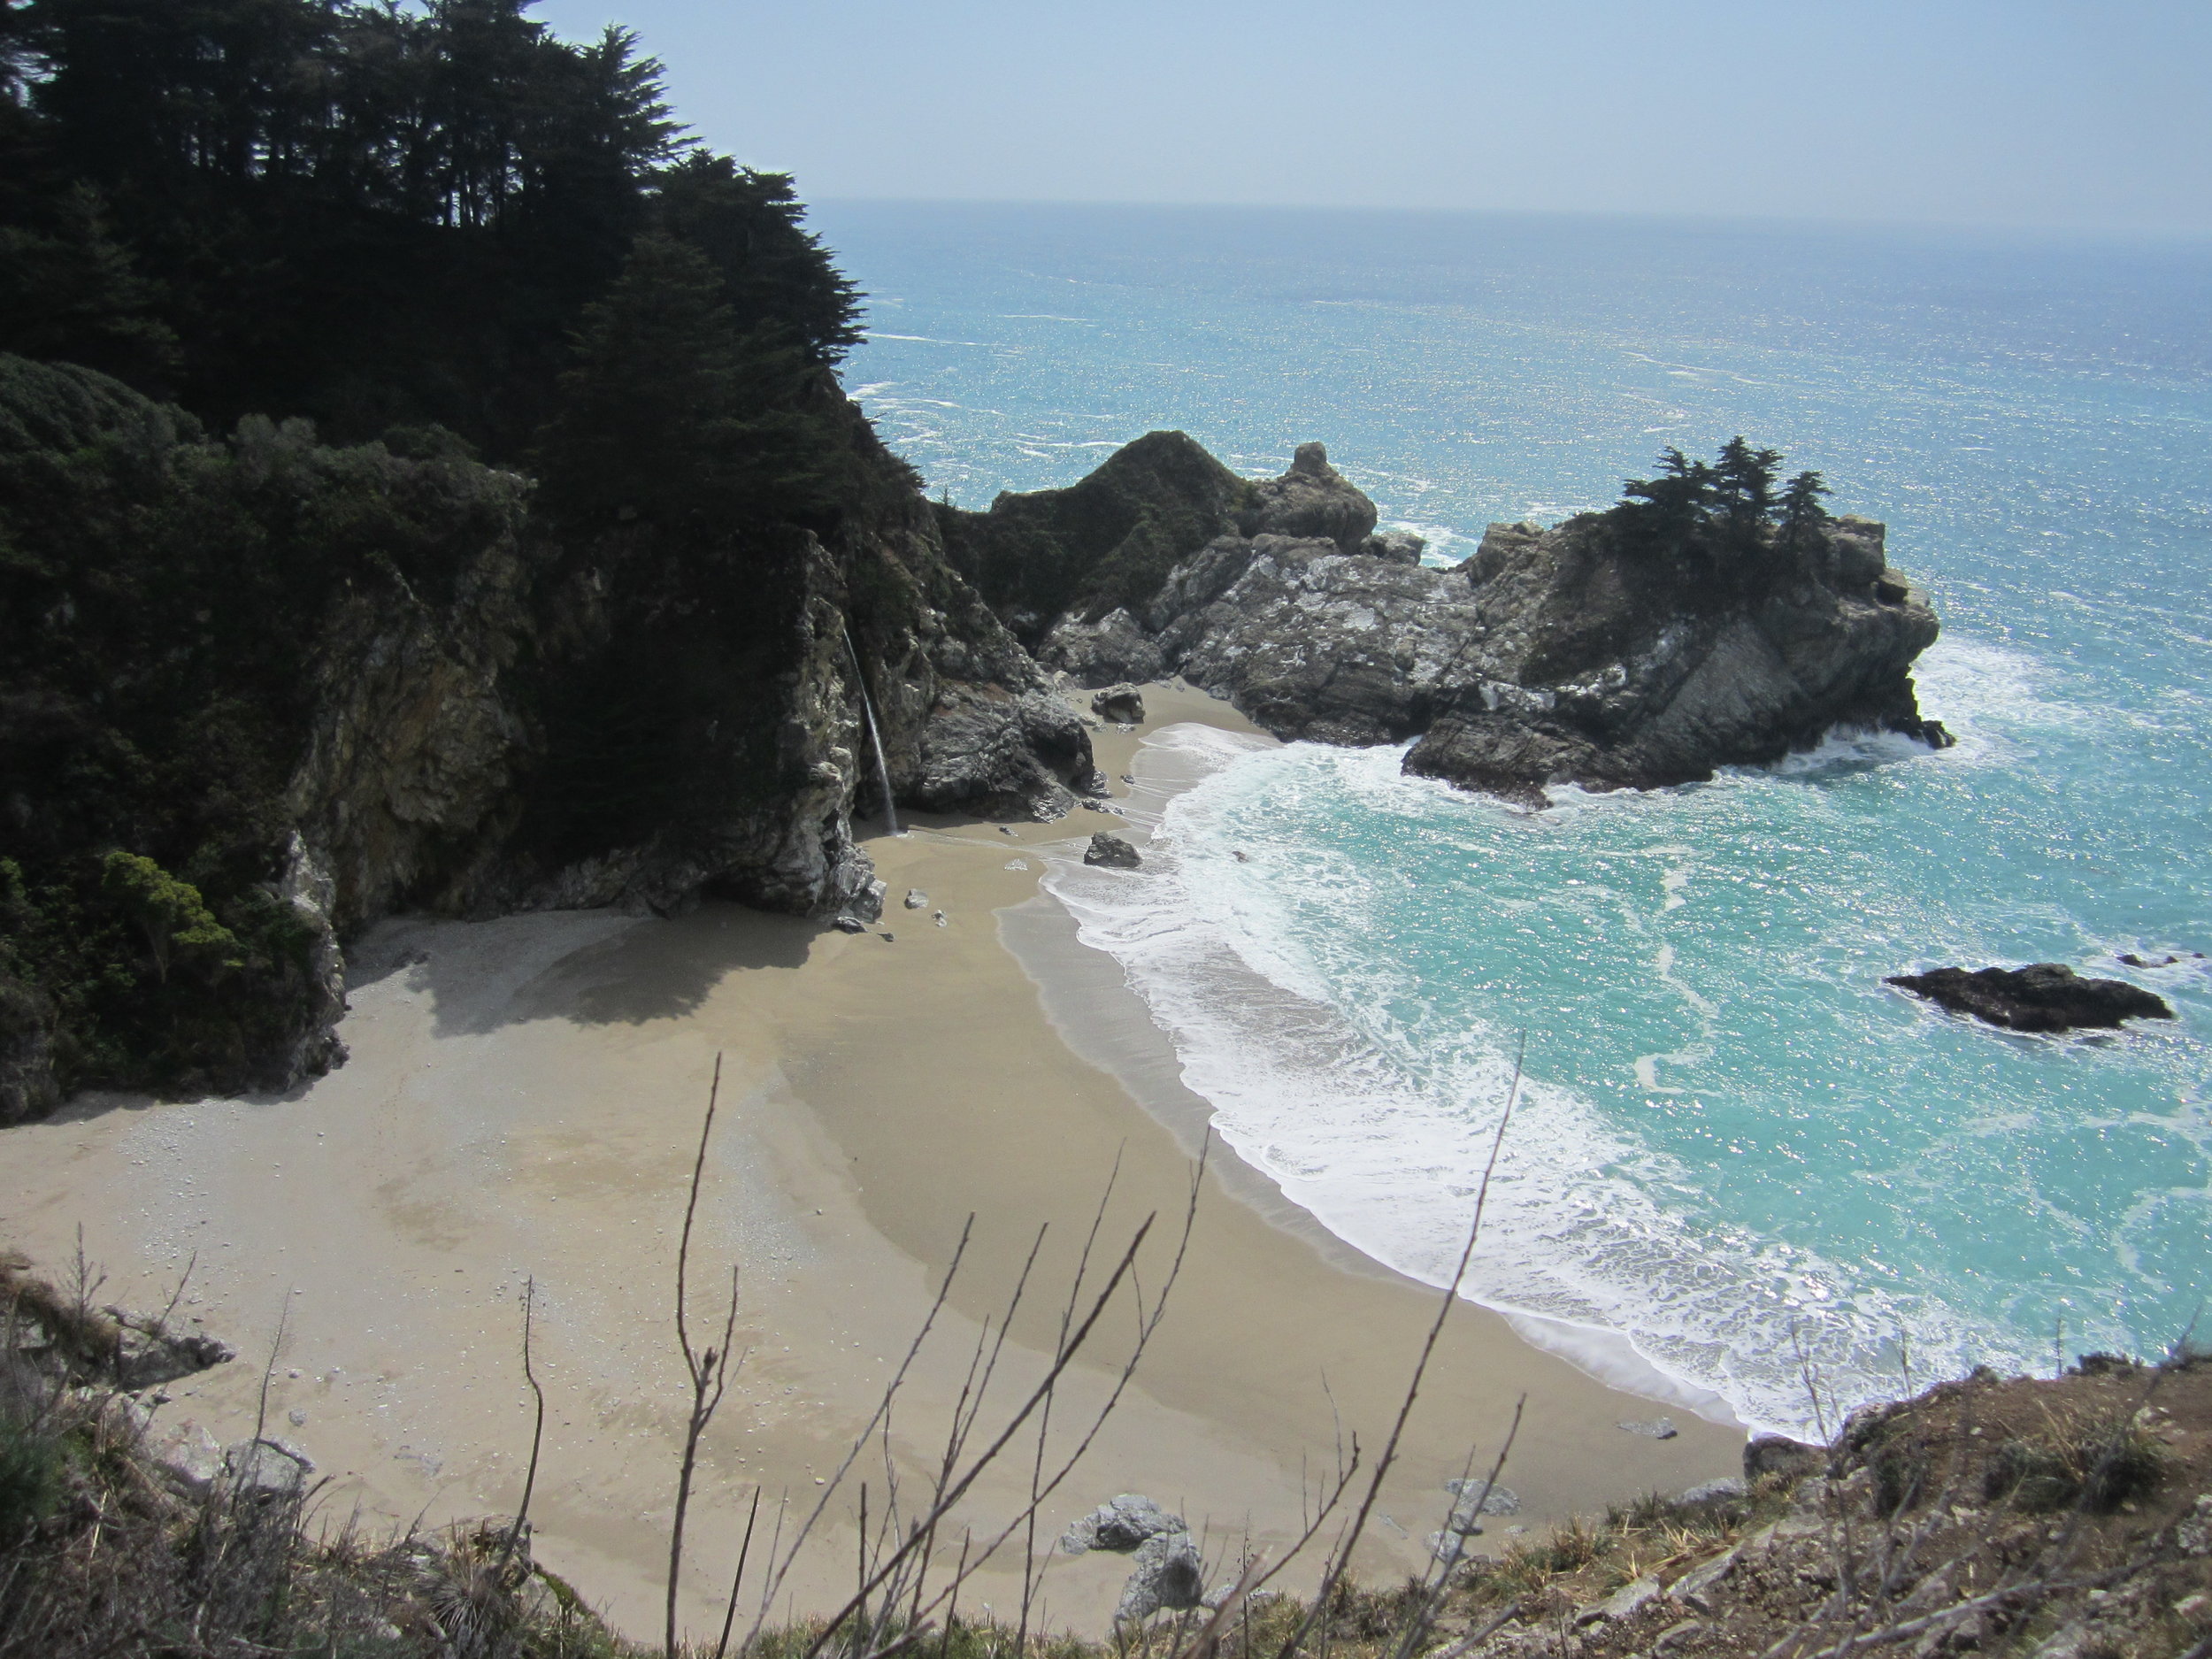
[[1885, 963, 2175, 1033], [1061, 1493, 1186, 1555], [1091, 684, 1146, 724], [1084, 833, 1142, 869], [1114, 1528, 1206, 1624]]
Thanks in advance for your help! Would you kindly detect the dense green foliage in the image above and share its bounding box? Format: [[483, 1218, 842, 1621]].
[[0, 355, 534, 1095], [0, 0, 861, 459], [934, 429, 1251, 640], [1612, 436, 1830, 564]]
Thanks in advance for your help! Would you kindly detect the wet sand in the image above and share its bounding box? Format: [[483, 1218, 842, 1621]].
[[0, 684, 1743, 1641]]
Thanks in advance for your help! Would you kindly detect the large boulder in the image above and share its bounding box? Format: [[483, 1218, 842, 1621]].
[[1886, 964, 2175, 1033], [1061, 1494, 1187, 1555], [1091, 684, 1146, 724], [1083, 833, 1142, 869]]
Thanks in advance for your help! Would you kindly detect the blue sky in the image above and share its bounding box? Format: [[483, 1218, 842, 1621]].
[[534, 1, 2212, 235]]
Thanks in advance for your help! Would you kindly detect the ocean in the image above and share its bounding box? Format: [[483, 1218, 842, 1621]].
[[812, 200, 2212, 1439]]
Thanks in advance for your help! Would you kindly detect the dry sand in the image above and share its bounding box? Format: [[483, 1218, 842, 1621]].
[[0, 684, 1744, 1641]]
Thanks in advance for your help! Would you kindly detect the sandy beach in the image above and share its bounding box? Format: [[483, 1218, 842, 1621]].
[[0, 684, 1744, 1641]]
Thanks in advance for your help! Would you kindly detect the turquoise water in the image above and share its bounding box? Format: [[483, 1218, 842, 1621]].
[[815, 203, 2212, 1434]]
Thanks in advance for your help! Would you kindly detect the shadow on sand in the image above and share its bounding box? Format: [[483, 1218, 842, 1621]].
[[346, 900, 818, 1038]]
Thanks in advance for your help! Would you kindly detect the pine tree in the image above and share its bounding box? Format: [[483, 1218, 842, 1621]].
[[1712, 435, 1783, 542], [1778, 469, 1832, 549], [1617, 445, 1716, 549], [534, 230, 828, 534]]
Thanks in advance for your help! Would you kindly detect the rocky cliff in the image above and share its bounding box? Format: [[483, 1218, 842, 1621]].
[[0, 358, 1094, 1122], [1023, 438, 1949, 801]]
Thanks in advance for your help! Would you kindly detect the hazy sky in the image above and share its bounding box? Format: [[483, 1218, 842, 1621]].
[[534, 0, 2212, 235]]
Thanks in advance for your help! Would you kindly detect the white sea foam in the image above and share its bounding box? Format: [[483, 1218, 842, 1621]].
[[1043, 726, 2026, 1438]]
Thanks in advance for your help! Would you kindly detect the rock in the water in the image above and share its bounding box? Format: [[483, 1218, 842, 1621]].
[[999, 434, 1948, 811], [1091, 684, 1147, 724], [902, 888, 928, 910], [1617, 1416, 1678, 1440], [1062, 1494, 1187, 1555], [1403, 512, 1947, 799], [1885, 964, 2175, 1033], [1083, 833, 1142, 869], [1743, 1434, 1824, 1483], [1114, 1528, 1206, 1624], [1247, 442, 1379, 551]]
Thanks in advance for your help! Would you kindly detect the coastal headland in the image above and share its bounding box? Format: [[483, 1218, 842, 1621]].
[[0, 684, 1746, 1640]]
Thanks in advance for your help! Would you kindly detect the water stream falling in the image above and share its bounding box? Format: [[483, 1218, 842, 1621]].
[[841, 624, 902, 837]]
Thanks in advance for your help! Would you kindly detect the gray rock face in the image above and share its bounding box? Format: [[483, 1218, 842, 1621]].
[[1031, 441, 1381, 685], [1038, 607, 1166, 687], [1115, 1529, 1206, 1624], [1163, 535, 1481, 744], [1247, 442, 1378, 551], [910, 690, 1095, 820]]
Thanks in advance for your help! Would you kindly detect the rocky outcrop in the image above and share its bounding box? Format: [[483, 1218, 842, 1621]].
[[1886, 964, 2175, 1032], [1036, 606, 1167, 686], [1016, 435, 1949, 804], [1402, 513, 1950, 800], [907, 688, 1096, 819]]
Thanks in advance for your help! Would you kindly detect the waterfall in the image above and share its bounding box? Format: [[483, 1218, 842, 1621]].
[[841, 624, 902, 837]]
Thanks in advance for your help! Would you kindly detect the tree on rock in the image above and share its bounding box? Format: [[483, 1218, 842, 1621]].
[[1778, 469, 1832, 549], [1712, 436, 1783, 544]]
